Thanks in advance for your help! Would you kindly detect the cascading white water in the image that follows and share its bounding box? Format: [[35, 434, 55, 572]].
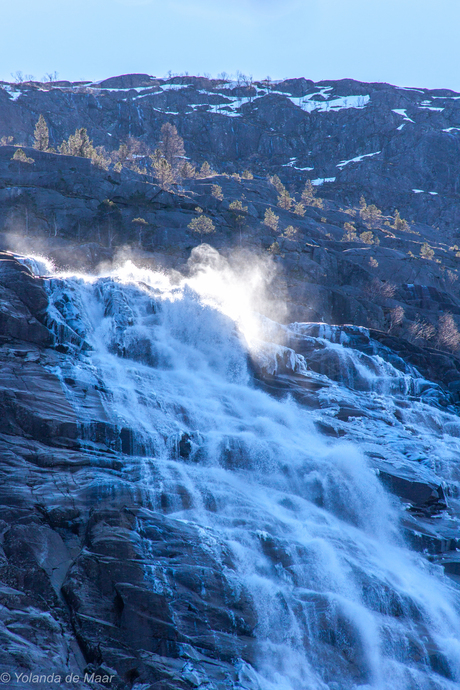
[[26, 248, 460, 689]]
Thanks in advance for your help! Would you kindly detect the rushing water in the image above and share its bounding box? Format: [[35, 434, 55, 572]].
[[23, 248, 460, 689]]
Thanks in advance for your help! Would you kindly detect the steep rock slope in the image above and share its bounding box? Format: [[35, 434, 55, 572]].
[[2, 74, 460, 229]]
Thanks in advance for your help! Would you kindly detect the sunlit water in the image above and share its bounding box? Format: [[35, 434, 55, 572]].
[[22, 249, 460, 689]]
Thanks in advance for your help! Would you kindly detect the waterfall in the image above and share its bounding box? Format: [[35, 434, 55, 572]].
[[26, 247, 460, 689]]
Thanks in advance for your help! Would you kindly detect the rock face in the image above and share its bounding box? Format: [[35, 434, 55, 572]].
[[2, 74, 460, 230]]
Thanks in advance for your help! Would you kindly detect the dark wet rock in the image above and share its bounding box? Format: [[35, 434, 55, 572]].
[[0, 252, 48, 315], [378, 471, 447, 516]]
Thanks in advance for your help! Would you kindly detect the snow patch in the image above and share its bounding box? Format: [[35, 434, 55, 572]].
[[282, 158, 314, 171], [392, 109, 414, 123], [2, 86, 22, 101], [291, 94, 370, 113], [396, 86, 425, 94], [311, 177, 336, 186], [160, 83, 189, 91], [419, 106, 444, 112], [337, 151, 381, 169]]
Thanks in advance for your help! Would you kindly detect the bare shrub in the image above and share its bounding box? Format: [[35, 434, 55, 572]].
[[387, 306, 404, 332], [436, 313, 460, 352], [366, 278, 396, 300], [409, 316, 435, 343]]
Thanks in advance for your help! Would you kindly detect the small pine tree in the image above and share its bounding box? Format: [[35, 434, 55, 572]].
[[188, 214, 215, 241], [150, 150, 175, 189], [360, 231, 375, 244], [301, 180, 323, 208], [59, 128, 95, 158], [115, 142, 129, 164], [11, 148, 34, 164], [270, 174, 285, 194], [159, 123, 185, 168], [229, 200, 248, 213], [393, 209, 409, 232], [364, 204, 382, 228], [211, 184, 224, 200], [293, 201, 305, 217], [263, 208, 279, 232], [181, 161, 196, 178], [281, 225, 298, 239], [277, 189, 292, 211], [200, 161, 213, 178], [342, 222, 357, 241], [359, 196, 382, 229], [91, 145, 110, 170], [268, 241, 281, 255], [33, 115, 49, 151], [0, 136, 13, 146], [420, 242, 434, 260]]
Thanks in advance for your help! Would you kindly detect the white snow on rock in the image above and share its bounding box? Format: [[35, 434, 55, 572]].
[[419, 105, 444, 112], [392, 109, 415, 123], [396, 86, 425, 94], [291, 94, 370, 113], [282, 158, 314, 171], [412, 189, 438, 195], [443, 127, 460, 133], [2, 86, 22, 101], [311, 177, 336, 186], [337, 151, 381, 169], [160, 83, 188, 91]]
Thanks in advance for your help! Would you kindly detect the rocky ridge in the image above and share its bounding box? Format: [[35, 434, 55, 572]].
[[2, 73, 460, 230]]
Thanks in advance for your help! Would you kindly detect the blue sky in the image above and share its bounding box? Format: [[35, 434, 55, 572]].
[[2, 0, 460, 90]]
